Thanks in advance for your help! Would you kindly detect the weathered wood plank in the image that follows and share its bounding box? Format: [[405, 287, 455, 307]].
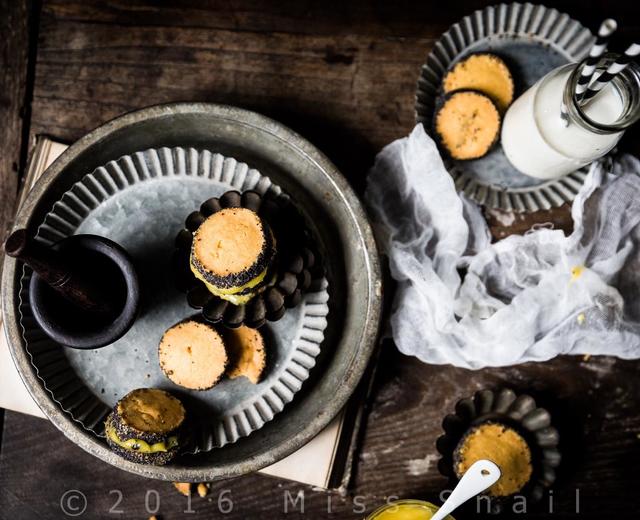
[[29, 15, 432, 193], [37, 0, 640, 44], [1, 353, 638, 519], [2, 1, 640, 519], [0, 0, 33, 244], [28, 0, 640, 207]]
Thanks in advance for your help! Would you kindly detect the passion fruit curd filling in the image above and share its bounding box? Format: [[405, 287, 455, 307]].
[[190, 261, 268, 304], [456, 423, 532, 497], [106, 422, 179, 453]]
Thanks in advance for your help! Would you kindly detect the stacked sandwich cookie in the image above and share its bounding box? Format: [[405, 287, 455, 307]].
[[190, 207, 276, 306], [174, 189, 317, 328], [105, 388, 186, 465]]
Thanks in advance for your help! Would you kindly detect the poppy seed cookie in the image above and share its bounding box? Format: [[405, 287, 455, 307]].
[[159, 320, 228, 390], [443, 53, 514, 112], [435, 90, 501, 160], [190, 208, 276, 304], [105, 388, 186, 465], [222, 325, 267, 384]]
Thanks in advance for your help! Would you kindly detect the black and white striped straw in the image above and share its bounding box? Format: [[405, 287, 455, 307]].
[[581, 42, 640, 103], [575, 19, 618, 102]]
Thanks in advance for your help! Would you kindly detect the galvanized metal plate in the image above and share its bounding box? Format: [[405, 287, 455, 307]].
[[18, 147, 330, 452], [2, 103, 382, 481], [415, 2, 595, 212]]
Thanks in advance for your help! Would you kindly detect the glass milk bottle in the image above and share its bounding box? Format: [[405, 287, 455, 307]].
[[501, 57, 640, 180]]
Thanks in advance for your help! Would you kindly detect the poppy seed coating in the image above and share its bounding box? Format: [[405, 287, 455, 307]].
[[159, 320, 228, 390], [190, 208, 276, 290]]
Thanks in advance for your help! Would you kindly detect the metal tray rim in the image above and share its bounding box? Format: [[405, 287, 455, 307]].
[[2, 102, 383, 481]]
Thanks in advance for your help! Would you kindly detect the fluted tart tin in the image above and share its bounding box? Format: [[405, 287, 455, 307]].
[[436, 388, 560, 512], [174, 189, 321, 329], [17, 147, 330, 456], [415, 2, 596, 212]]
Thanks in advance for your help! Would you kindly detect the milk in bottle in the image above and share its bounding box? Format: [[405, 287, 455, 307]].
[[501, 60, 639, 180]]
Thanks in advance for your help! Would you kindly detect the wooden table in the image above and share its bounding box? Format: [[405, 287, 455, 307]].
[[1, 1, 639, 518]]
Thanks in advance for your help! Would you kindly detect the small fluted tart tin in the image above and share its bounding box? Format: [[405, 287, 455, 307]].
[[18, 147, 330, 451], [173, 189, 321, 329], [415, 2, 595, 212], [436, 388, 560, 512]]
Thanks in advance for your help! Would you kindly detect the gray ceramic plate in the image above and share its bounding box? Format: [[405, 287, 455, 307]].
[[415, 2, 595, 212], [2, 103, 382, 481]]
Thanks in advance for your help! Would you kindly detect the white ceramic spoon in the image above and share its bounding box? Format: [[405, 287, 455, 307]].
[[431, 460, 501, 520]]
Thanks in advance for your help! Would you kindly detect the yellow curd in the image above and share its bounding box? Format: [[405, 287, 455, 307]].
[[367, 500, 454, 520]]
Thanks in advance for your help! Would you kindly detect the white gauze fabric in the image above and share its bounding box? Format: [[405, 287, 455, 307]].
[[365, 124, 640, 369]]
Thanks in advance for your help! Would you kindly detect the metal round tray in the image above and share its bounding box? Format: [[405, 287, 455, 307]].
[[2, 103, 382, 481], [415, 2, 595, 212]]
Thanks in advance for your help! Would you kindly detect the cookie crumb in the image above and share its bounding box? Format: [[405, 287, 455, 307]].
[[173, 482, 191, 496], [197, 482, 210, 498]]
